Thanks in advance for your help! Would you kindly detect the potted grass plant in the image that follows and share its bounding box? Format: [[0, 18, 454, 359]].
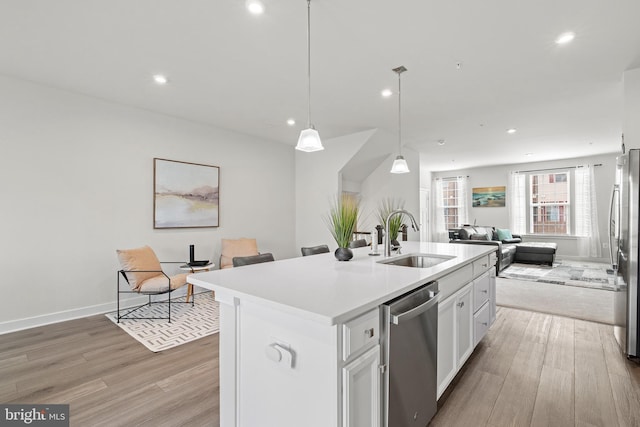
[[325, 194, 359, 261], [376, 197, 406, 248]]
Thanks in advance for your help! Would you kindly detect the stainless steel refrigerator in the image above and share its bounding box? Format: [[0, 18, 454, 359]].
[[611, 148, 640, 359]]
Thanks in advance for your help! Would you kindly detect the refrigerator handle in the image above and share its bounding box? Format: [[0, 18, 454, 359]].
[[608, 184, 619, 269]]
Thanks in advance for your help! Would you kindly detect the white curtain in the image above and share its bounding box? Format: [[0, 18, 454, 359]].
[[434, 179, 447, 242], [433, 176, 469, 242], [575, 165, 601, 258], [457, 175, 470, 227], [508, 172, 526, 234]]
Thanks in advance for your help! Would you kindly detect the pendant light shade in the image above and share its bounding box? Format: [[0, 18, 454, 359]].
[[390, 155, 410, 173], [295, 0, 324, 152], [297, 127, 323, 152], [390, 65, 409, 174]]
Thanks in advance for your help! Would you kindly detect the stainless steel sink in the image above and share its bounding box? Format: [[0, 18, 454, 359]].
[[379, 253, 455, 268]]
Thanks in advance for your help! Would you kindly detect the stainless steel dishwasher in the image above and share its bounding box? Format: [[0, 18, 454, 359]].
[[382, 281, 439, 426]]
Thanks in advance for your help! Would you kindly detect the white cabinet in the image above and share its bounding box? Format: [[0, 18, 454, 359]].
[[342, 345, 381, 427], [437, 254, 497, 399], [437, 282, 474, 398], [472, 270, 495, 345], [456, 284, 474, 366], [437, 293, 456, 397]]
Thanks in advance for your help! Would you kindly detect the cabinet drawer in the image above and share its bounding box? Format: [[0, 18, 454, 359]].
[[343, 308, 379, 361], [473, 271, 490, 312], [489, 252, 497, 268], [472, 256, 491, 278], [474, 301, 491, 346], [438, 263, 473, 301]]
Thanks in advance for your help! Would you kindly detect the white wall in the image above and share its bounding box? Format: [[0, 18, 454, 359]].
[[624, 67, 640, 149], [295, 130, 373, 251], [0, 74, 295, 332], [358, 146, 421, 240], [431, 153, 618, 261]]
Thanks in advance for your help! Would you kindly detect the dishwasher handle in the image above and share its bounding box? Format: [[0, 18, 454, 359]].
[[391, 291, 440, 325]]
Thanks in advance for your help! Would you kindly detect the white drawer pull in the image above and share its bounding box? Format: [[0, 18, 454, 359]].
[[480, 289, 488, 294], [364, 328, 375, 338], [457, 301, 465, 308]]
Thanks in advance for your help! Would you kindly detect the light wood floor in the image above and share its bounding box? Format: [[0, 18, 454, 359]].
[[0, 315, 219, 426], [431, 307, 640, 427], [1, 307, 639, 426]]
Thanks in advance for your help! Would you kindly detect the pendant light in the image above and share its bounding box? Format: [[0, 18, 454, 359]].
[[295, 0, 324, 152], [390, 66, 410, 173]]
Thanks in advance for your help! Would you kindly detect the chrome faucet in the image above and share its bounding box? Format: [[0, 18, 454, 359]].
[[385, 209, 420, 257]]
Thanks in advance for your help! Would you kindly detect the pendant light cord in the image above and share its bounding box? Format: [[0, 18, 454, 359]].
[[398, 70, 402, 155], [307, 0, 312, 128]]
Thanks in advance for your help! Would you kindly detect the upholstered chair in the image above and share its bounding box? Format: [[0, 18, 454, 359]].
[[220, 238, 259, 269]]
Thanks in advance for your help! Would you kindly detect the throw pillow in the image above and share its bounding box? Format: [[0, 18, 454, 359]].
[[496, 228, 513, 241], [470, 233, 490, 241]]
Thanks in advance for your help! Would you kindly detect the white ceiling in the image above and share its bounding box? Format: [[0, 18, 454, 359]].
[[1, 0, 639, 174]]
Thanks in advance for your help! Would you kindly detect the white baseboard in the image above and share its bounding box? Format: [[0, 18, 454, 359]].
[[0, 286, 193, 335]]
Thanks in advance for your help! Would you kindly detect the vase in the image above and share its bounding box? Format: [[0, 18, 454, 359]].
[[334, 247, 353, 261]]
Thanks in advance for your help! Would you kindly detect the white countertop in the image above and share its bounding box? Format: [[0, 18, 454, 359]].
[[189, 241, 495, 325]]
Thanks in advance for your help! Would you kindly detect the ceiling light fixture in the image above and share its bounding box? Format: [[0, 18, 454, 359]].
[[507, 128, 517, 134], [153, 74, 168, 85], [390, 66, 409, 174], [555, 31, 575, 45], [287, 118, 296, 126], [246, 0, 265, 15], [381, 89, 392, 98], [295, 0, 324, 152], [437, 139, 446, 146]]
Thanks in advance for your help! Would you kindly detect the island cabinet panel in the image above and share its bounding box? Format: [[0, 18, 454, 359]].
[[456, 283, 474, 367], [437, 292, 457, 397], [231, 299, 339, 427], [342, 345, 381, 427]]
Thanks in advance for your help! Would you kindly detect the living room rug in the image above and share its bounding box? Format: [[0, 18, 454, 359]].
[[499, 259, 615, 291], [105, 293, 219, 352]]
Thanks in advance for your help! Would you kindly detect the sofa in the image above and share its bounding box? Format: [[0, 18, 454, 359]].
[[449, 226, 520, 273], [449, 225, 557, 273]]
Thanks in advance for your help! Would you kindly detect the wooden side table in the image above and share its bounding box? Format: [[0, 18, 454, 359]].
[[180, 263, 214, 303]]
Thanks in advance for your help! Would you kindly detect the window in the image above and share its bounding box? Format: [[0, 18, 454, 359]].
[[434, 176, 468, 242], [442, 178, 462, 230], [529, 172, 570, 234]]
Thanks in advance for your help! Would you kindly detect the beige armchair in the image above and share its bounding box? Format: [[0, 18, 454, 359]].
[[116, 245, 190, 323], [220, 238, 259, 269]]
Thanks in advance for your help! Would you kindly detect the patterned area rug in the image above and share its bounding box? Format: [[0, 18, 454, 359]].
[[105, 293, 219, 352], [499, 260, 615, 291]]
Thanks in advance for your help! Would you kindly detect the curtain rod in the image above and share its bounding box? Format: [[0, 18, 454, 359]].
[[435, 175, 469, 180], [514, 163, 602, 174]]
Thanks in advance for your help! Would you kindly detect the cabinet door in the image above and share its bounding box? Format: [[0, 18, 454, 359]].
[[342, 345, 381, 427], [489, 268, 496, 325], [456, 284, 474, 368], [437, 295, 456, 398]]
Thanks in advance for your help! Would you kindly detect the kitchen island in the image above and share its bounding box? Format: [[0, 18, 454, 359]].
[[190, 241, 497, 427]]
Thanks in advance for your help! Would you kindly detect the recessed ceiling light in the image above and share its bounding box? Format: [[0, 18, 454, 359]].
[[437, 139, 446, 146], [381, 89, 392, 98], [525, 152, 534, 156], [287, 118, 296, 126], [246, 0, 264, 15], [555, 32, 575, 45], [507, 128, 517, 134], [153, 74, 168, 85]]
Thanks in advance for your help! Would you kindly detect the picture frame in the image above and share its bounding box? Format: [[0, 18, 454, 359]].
[[153, 158, 220, 228], [472, 186, 506, 207]]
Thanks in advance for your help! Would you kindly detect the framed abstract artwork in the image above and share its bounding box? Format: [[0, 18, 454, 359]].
[[153, 158, 220, 228], [472, 186, 506, 207]]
